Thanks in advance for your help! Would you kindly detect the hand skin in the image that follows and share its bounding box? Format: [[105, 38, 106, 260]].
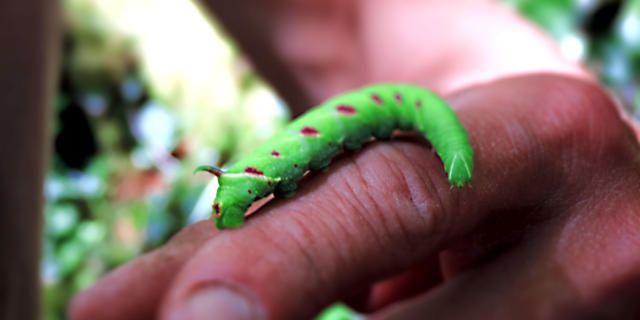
[[69, 1, 640, 319]]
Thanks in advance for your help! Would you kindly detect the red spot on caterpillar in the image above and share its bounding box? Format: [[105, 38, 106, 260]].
[[248, 190, 252, 194], [294, 164, 298, 168], [371, 94, 383, 105], [267, 181, 272, 186], [271, 150, 281, 157], [394, 93, 403, 103], [301, 126, 319, 136], [336, 105, 356, 115], [244, 167, 264, 175], [415, 100, 422, 108]]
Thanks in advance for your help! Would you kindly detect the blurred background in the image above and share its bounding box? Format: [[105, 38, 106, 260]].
[[45, 0, 640, 319]]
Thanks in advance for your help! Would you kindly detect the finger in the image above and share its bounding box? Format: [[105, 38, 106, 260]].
[[68, 220, 219, 320], [366, 205, 548, 312], [160, 75, 625, 319], [367, 255, 442, 311], [334, 255, 442, 313], [376, 225, 583, 320], [378, 176, 640, 320]]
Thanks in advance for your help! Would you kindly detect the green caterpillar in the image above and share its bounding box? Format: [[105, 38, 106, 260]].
[[197, 83, 474, 229]]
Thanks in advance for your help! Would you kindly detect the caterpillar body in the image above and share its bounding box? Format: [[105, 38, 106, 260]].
[[198, 83, 474, 229]]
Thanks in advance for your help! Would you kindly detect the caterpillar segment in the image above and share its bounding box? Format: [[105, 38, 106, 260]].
[[203, 84, 474, 229]]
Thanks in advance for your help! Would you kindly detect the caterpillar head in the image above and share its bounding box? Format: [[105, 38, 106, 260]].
[[212, 201, 245, 229], [195, 165, 247, 229], [212, 173, 268, 229]]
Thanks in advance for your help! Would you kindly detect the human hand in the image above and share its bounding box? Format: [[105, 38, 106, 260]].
[[69, 1, 640, 319], [69, 74, 640, 319]]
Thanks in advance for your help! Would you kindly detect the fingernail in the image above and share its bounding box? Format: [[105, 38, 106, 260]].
[[169, 285, 257, 320]]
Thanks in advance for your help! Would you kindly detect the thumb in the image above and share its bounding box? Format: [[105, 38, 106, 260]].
[[160, 75, 620, 319]]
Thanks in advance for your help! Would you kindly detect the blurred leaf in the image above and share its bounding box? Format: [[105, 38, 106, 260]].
[[46, 204, 78, 238], [506, 0, 576, 40], [57, 240, 86, 275], [73, 265, 101, 291], [43, 283, 71, 320], [76, 221, 107, 245]]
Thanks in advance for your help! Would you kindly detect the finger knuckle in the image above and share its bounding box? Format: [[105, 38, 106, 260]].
[[329, 142, 455, 256]]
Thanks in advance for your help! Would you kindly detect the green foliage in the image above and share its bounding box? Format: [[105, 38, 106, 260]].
[[507, 0, 577, 39]]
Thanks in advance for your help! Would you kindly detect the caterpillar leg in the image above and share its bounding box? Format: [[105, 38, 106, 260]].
[[309, 156, 332, 172], [275, 180, 298, 198]]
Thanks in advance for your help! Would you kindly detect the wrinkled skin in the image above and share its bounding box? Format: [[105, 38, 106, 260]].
[[70, 1, 640, 319]]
